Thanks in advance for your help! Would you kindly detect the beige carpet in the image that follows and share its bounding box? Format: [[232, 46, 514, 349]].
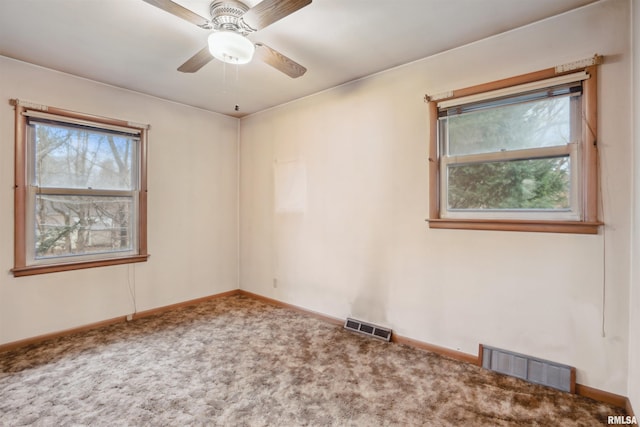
[[0, 294, 625, 426]]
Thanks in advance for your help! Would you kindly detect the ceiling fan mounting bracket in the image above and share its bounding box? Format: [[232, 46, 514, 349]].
[[209, 0, 255, 34]]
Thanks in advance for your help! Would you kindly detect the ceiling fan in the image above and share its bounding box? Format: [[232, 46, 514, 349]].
[[142, 0, 311, 78]]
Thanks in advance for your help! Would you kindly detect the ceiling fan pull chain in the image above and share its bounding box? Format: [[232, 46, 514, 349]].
[[234, 63, 240, 112]]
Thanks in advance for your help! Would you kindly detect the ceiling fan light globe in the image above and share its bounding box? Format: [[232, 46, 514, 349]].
[[208, 31, 255, 65]]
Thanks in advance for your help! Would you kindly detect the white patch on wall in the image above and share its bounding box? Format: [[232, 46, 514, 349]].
[[274, 160, 307, 213]]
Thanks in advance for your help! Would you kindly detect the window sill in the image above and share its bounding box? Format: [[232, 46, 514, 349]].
[[427, 218, 602, 234], [11, 254, 149, 277]]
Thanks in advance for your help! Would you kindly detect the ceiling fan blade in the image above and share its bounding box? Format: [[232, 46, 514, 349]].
[[142, 0, 210, 28], [255, 43, 307, 78], [177, 46, 214, 73], [241, 0, 312, 31]]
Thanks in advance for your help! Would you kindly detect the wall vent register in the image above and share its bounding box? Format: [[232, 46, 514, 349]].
[[344, 318, 392, 342], [481, 344, 575, 393]]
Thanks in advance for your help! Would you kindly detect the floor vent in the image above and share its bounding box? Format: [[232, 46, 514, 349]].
[[344, 318, 392, 342], [481, 345, 575, 393]]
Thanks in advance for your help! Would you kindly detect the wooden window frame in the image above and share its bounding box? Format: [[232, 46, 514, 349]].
[[427, 63, 601, 234], [10, 100, 149, 277]]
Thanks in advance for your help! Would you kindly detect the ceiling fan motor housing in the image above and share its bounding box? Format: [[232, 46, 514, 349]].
[[209, 1, 253, 34]]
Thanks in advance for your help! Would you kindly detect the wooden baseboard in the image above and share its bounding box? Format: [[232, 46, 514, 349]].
[[626, 398, 636, 418], [237, 290, 344, 326], [573, 384, 629, 410], [131, 289, 240, 320], [0, 315, 127, 353], [393, 334, 480, 365], [1, 287, 633, 414], [239, 290, 480, 366], [0, 289, 241, 353], [239, 291, 633, 412]]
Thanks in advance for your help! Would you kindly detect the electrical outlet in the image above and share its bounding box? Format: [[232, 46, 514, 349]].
[[273, 278, 278, 288]]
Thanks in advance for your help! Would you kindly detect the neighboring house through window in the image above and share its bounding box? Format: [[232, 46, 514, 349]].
[[11, 100, 149, 276]]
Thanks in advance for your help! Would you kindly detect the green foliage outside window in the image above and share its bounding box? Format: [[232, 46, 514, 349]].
[[443, 95, 574, 211]]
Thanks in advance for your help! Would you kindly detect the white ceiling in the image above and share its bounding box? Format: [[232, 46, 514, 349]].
[[0, 0, 598, 117]]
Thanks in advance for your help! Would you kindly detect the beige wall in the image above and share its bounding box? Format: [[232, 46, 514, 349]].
[[0, 0, 635, 402], [240, 0, 632, 395], [0, 57, 239, 344], [629, 0, 640, 413]]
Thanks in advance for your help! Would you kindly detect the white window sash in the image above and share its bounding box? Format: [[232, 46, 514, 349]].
[[443, 144, 573, 166], [26, 184, 139, 266], [439, 143, 581, 221], [32, 187, 136, 197], [25, 117, 141, 265]]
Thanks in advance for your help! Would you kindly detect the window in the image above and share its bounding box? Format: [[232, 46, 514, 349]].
[[428, 62, 600, 234], [11, 100, 149, 276]]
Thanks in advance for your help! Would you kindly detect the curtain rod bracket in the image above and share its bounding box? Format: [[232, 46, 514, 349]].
[[425, 91, 453, 103], [9, 98, 48, 111], [555, 54, 603, 74]]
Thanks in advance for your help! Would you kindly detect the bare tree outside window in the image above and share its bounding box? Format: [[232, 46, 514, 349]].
[[31, 122, 137, 259], [11, 99, 148, 277]]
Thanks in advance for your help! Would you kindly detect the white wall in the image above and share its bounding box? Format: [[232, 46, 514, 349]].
[[0, 57, 239, 344], [629, 0, 640, 414], [240, 0, 632, 395]]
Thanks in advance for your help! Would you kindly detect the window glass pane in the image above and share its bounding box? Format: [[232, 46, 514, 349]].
[[447, 157, 570, 210], [34, 195, 134, 259], [446, 96, 572, 156], [32, 122, 136, 190]]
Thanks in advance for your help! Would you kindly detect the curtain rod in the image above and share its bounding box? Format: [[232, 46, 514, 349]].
[[424, 54, 603, 103]]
